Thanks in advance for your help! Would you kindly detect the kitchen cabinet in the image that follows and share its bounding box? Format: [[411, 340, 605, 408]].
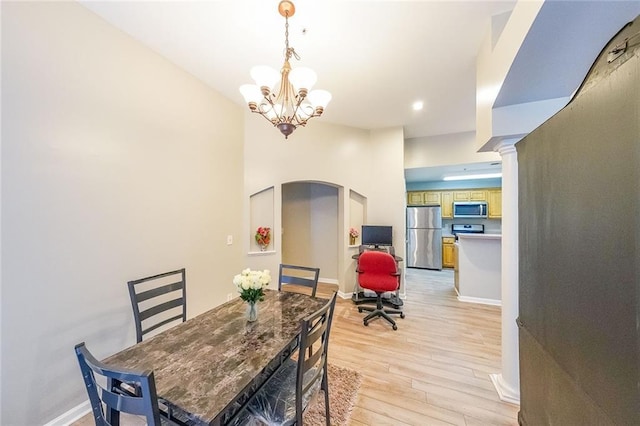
[[442, 236, 455, 268], [453, 190, 487, 201], [453, 191, 470, 201], [488, 189, 502, 218], [423, 191, 441, 205], [407, 188, 498, 218], [441, 191, 453, 218], [407, 191, 424, 205], [470, 190, 487, 201], [407, 191, 441, 205]]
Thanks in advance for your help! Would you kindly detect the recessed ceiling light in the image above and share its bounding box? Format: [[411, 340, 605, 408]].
[[443, 173, 502, 181], [412, 101, 424, 111]]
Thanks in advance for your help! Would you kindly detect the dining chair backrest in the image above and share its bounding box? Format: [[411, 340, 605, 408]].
[[294, 291, 337, 425], [74, 342, 162, 426], [233, 292, 338, 425], [278, 264, 320, 297], [128, 268, 186, 343]]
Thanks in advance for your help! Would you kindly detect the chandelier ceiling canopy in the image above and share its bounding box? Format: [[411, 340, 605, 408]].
[[239, 0, 331, 139]]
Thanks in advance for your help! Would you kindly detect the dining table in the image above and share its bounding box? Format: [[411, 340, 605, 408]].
[[104, 289, 327, 425]]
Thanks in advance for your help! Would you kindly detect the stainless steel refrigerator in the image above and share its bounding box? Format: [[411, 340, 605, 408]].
[[406, 206, 442, 269]]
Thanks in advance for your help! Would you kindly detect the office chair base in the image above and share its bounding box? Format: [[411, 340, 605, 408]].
[[358, 300, 405, 330]]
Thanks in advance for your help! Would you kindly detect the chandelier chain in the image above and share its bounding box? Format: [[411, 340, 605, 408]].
[[284, 12, 300, 61]]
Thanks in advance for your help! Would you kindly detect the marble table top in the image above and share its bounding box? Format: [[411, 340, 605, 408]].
[[104, 289, 326, 425]]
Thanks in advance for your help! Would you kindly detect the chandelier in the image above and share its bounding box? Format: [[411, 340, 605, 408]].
[[239, 0, 331, 139]]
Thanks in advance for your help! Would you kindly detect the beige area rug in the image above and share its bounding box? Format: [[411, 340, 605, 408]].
[[304, 364, 363, 426]]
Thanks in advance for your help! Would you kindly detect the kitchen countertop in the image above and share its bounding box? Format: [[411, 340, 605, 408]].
[[457, 233, 502, 240]]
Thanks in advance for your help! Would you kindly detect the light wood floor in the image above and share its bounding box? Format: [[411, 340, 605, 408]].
[[319, 267, 519, 426]]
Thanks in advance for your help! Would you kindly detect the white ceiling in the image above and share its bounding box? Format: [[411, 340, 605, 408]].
[[80, 0, 516, 140], [405, 160, 502, 182], [78, 1, 640, 184], [494, 1, 640, 107]]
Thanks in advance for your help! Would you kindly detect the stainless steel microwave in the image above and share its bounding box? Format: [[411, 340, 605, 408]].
[[453, 201, 488, 218]]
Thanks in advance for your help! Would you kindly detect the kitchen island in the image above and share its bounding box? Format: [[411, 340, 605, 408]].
[[454, 233, 501, 305]]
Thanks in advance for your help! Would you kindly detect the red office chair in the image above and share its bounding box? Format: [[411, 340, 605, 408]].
[[356, 250, 405, 330]]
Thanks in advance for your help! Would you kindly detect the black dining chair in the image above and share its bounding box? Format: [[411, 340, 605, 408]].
[[128, 268, 186, 343], [74, 342, 184, 426], [278, 264, 320, 297], [240, 292, 337, 425]]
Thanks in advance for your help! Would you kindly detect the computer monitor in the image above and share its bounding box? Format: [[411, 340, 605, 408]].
[[361, 225, 393, 247]]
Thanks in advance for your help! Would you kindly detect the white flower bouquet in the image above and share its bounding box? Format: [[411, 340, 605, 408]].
[[233, 268, 271, 303]]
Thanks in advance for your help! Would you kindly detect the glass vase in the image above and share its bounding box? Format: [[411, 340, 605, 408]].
[[246, 301, 258, 322]]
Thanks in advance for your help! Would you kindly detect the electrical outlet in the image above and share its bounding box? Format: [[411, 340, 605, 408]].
[[226, 235, 233, 245], [227, 293, 233, 301]]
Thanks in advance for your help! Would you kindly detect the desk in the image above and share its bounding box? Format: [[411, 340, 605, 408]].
[[104, 290, 326, 425]]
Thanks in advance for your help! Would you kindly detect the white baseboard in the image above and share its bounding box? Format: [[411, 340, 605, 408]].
[[457, 295, 501, 306], [319, 277, 339, 285], [44, 400, 90, 426], [337, 290, 352, 299], [490, 373, 521, 405]]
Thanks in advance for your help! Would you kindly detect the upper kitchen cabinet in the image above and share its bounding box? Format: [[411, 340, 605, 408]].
[[423, 191, 441, 205], [453, 190, 487, 201], [487, 189, 502, 219], [408, 188, 500, 219], [441, 191, 453, 218], [407, 191, 424, 205], [407, 191, 441, 205], [470, 190, 487, 201]]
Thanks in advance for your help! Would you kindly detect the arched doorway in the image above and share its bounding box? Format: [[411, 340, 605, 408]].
[[281, 181, 340, 284]]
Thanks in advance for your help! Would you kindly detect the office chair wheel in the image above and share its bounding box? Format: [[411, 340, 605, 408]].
[[392, 324, 398, 330], [363, 320, 369, 326], [400, 313, 405, 319], [358, 307, 363, 313]]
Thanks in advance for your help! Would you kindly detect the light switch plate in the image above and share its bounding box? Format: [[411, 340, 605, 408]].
[[226, 235, 233, 245]]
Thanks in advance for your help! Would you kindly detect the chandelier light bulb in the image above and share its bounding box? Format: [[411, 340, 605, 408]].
[[308, 89, 332, 109], [239, 84, 262, 104], [250, 66, 280, 93], [288, 67, 317, 94]]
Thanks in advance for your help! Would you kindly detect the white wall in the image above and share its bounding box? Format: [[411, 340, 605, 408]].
[[475, 1, 544, 149], [368, 127, 407, 257], [243, 117, 405, 294], [404, 131, 500, 169], [310, 183, 339, 280], [282, 183, 312, 266], [1, 3, 244, 424]]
